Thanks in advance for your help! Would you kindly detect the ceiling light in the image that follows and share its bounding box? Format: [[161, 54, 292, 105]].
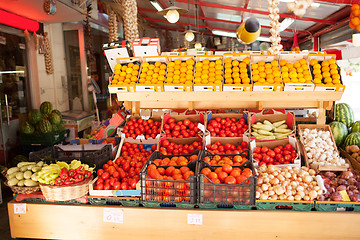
[[257, 36, 271, 42], [195, 42, 202, 49], [279, 18, 294, 31], [150, 1, 163, 12], [185, 31, 195, 42], [157, 3, 188, 24], [353, 33, 360, 47], [211, 30, 237, 38]]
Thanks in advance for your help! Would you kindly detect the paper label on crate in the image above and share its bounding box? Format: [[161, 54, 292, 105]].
[[187, 214, 203, 225], [103, 208, 124, 224], [205, 134, 211, 145], [340, 190, 351, 202], [198, 123, 205, 133], [14, 203, 26, 214]]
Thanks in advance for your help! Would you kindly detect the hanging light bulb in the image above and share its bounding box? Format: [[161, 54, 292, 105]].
[[353, 33, 360, 47], [185, 31, 195, 42], [195, 42, 202, 49], [166, 9, 180, 23]]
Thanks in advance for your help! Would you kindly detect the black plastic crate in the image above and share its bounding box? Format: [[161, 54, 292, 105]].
[[28, 145, 112, 170], [197, 159, 256, 209], [147, 150, 202, 169], [140, 160, 197, 208]]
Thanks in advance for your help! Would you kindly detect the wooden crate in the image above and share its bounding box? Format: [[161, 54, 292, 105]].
[[222, 53, 252, 92], [108, 57, 141, 93], [340, 148, 360, 171], [194, 55, 223, 92], [298, 124, 349, 171]]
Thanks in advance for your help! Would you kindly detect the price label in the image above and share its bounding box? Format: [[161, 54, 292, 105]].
[[103, 208, 123, 224], [340, 190, 351, 202], [14, 203, 26, 214], [187, 213, 202, 225]]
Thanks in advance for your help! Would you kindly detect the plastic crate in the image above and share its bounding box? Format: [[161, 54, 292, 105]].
[[20, 129, 70, 146], [315, 201, 360, 212], [29, 145, 113, 170], [140, 161, 197, 208], [88, 196, 140, 207], [256, 200, 315, 211], [197, 159, 256, 209], [14, 194, 87, 205]]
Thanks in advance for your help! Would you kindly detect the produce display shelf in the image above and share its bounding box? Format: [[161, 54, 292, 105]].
[[314, 201, 360, 212], [115, 91, 343, 125], [256, 200, 315, 211], [88, 196, 140, 207], [197, 203, 254, 210], [8, 200, 360, 240]]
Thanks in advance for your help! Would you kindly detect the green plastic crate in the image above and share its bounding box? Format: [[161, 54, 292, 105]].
[[256, 200, 315, 211], [88, 197, 140, 207], [141, 201, 196, 209], [20, 129, 70, 146], [315, 201, 360, 212], [14, 194, 86, 205], [198, 203, 253, 210]]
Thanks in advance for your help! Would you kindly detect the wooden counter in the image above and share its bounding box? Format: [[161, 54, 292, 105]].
[[116, 91, 343, 124], [8, 200, 360, 240]]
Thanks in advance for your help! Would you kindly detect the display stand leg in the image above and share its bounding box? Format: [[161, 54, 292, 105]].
[[132, 101, 140, 114], [124, 101, 132, 111], [317, 101, 326, 125]]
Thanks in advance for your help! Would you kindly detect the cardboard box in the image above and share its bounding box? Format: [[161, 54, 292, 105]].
[[108, 57, 141, 93], [194, 55, 223, 91], [135, 56, 167, 92], [222, 53, 252, 92], [94, 111, 126, 139], [249, 112, 296, 141], [161, 113, 207, 139], [279, 53, 315, 91], [250, 54, 283, 91], [164, 55, 194, 92], [307, 53, 345, 92], [132, 37, 160, 57], [103, 41, 131, 72], [205, 112, 250, 138], [89, 176, 141, 197], [250, 135, 301, 168], [298, 124, 349, 171]]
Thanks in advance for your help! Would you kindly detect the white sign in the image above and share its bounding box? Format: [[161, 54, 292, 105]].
[[103, 208, 123, 224], [187, 213, 203, 225], [14, 203, 26, 214]]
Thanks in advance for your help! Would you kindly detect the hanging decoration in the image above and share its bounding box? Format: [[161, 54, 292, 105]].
[[84, 3, 94, 63], [349, 4, 360, 31], [43, 0, 57, 15], [122, 0, 139, 43], [44, 32, 54, 74], [24, 29, 31, 44], [33, 32, 38, 50], [291, 31, 300, 52], [236, 18, 261, 44], [287, 0, 313, 17], [108, 10, 118, 42], [38, 35, 46, 54], [268, 0, 282, 54]]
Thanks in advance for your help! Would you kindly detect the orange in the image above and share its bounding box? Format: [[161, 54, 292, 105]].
[[352, 4, 359, 12], [203, 65, 209, 70], [234, 77, 241, 83], [310, 59, 318, 66], [133, 64, 140, 70], [322, 61, 329, 67], [280, 60, 287, 66], [126, 68, 133, 74], [132, 70, 139, 76], [265, 68, 273, 74], [258, 66, 265, 72], [282, 72, 289, 78], [202, 59, 210, 65], [313, 64, 321, 69], [240, 68, 247, 73], [233, 67, 240, 73], [286, 63, 293, 69], [232, 60, 239, 67], [174, 59, 182, 65], [215, 59, 223, 65], [252, 69, 259, 75], [330, 69, 338, 75], [225, 63, 232, 69], [271, 60, 279, 67], [209, 72, 215, 77], [314, 74, 322, 79], [297, 67, 304, 73], [187, 65, 194, 70], [225, 68, 232, 74], [259, 72, 266, 78], [323, 72, 330, 78], [232, 72, 240, 79], [258, 61, 265, 66], [180, 67, 187, 73], [293, 62, 301, 69], [174, 65, 181, 70], [297, 73, 304, 78], [252, 75, 260, 82], [243, 58, 250, 65], [130, 76, 137, 82], [167, 67, 174, 73], [243, 77, 250, 83], [351, 17, 360, 26], [281, 66, 289, 72], [128, 63, 134, 68], [225, 73, 232, 79], [196, 62, 203, 68], [186, 59, 195, 65], [330, 64, 338, 70], [251, 63, 258, 69], [274, 77, 282, 83], [202, 70, 209, 75], [181, 62, 187, 67], [328, 59, 336, 65], [324, 77, 332, 83], [265, 63, 272, 69], [168, 62, 175, 68], [160, 64, 167, 70], [239, 62, 247, 69], [332, 74, 340, 80], [273, 70, 281, 77], [159, 70, 166, 76], [158, 75, 165, 82], [154, 62, 161, 67], [209, 62, 216, 68], [299, 59, 307, 65], [194, 77, 201, 83]]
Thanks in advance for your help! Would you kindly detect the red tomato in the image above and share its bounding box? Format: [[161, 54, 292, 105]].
[[200, 167, 211, 176], [97, 169, 104, 177], [218, 171, 228, 183], [95, 183, 104, 190], [104, 183, 111, 190], [101, 172, 110, 180], [113, 181, 121, 190], [284, 154, 292, 162], [224, 176, 236, 184], [267, 150, 276, 158], [121, 182, 128, 190], [285, 144, 293, 151], [254, 147, 261, 154], [261, 146, 269, 153], [222, 164, 233, 174]]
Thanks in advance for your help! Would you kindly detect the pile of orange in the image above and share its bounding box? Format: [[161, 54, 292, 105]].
[[111, 62, 140, 85], [280, 59, 312, 84], [251, 60, 281, 85], [138, 61, 167, 84], [310, 58, 341, 86], [194, 59, 223, 85], [223, 57, 251, 85], [166, 59, 194, 85], [350, 4, 360, 31]]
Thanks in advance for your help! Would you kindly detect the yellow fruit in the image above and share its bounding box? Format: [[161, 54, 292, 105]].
[[313, 78, 322, 84], [233, 67, 240, 73], [330, 69, 338, 75], [282, 72, 289, 78], [322, 66, 330, 73], [299, 59, 307, 65], [173, 75, 180, 80], [330, 64, 338, 70], [258, 61, 265, 66], [138, 78, 145, 83], [174, 59, 182, 65], [280, 60, 287, 66], [289, 72, 297, 78], [313, 64, 321, 70], [224, 58, 232, 64], [323, 72, 330, 78], [324, 77, 332, 83], [273, 70, 281, 77], [240, 72, 248, 79], [239, 62, 247, 69], [121, 66, 128, 71], [332, 73, 340, 80], [203, 59, 210, 65], [286, 63, 293, 69], [305, 75, 312, 81], [173, 79, 180, 84], [252, 75, 260, 82], [281, 66, 289, 72], [243, 77, 250, 84], [203, 65, 210, 70], [186, 59, 195, 65], [303, 70, 311, 76], [232, 72, 240, 79], [196, 62, 203, 68], [267, 79, 275, 84], [215, 59, 223, 65], [271, 60, 279, 67], [225, 79, 233, 84], [132, 70, 139, 76], [209, 62, 215, 68], [194, 77, 201, 83], [291, 78, 298, 83], [179, 77, 186, 83], [185, 81, 192, 85], [266, 74, 274, 80], [240, 68, 247, 73], [283, 77, 290, 83], [114, 64, 122, 70], [259, 72, 266, 78], [234, 78, 241, 84], [274, 77, 282, 83], [265, 68, 273, 75], [224, 63, 232, 69], [158, 75, 165, 81], [258, 66, 265, 72], [313, 69, 321, 75], [258, 78, 266, 83], [251, 63, 258, 69], [215, 75, 223, 81], [128, 63, 134, 68], [265, 63, 272, 69], [297, 67, 303, 73], [214, 80, 222, 84], [232, 60, 239, 67], [298, 77, 306, 83], [126, 68, 133, 74], [201, 79, 208, 84], [328, 59, 336, 65], [168, 62, 175, 68], [252, 69, 259, 75], [297, 73, 304, 79], [333, 79, 340, 84], [124, 79, 131, 84], [322, 61, 329, 67]]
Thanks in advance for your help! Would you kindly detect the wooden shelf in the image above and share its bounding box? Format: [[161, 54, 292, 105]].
[[115, 91, 343, 124], [8, 200, 360, 240]]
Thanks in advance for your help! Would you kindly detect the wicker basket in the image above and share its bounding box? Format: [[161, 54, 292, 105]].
[[5, 182, 41, 195], [40, 176, 93, 201]]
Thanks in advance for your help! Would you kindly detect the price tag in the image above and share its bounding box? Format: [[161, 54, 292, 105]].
[[187, 213, 202, 225], [340, 190, 351, 202], [103, 208, 123, 224], [14, 203, 26, 214]]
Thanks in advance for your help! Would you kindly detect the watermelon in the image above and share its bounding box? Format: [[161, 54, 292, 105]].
[[329, 121, 348, 146], [58, 124, 65, 131], [42, 113, 50, 120], [335, 103, 354, 128], [50, 112, 62, 125], [51, 109, 62, 117], [52, 124, 59, 132], [351, 121, 360, 133], [28, 109, 42, 125], [38, 119, 52, 134], [343, 132, 360, 148], [40, 101, 53, 115], [21, 121, 35, 135]]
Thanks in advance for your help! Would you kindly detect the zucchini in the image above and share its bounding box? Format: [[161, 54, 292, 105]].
[[7, 172, 18, 180], [251, 132, 260, 136], [17, 162, 35, 168], [17, 180, 25, 187], [24, 179, 39, 187], [24, 170, 32, 179], [8, 178, 19, 186], [263, 120, 274, 127], [275, 133, 290, 139], [16, 172, 24, 180], [257, 135, 276, 140], [31, 166, 41, 172], [7, 167, 19, 175], [37, 161, 44, 167], [273, 120, 286, 128], [276, 124, 288, 129], [252, 124, 264, 129], [274, 128, 292, 133], [258, 130, 274, 136]]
